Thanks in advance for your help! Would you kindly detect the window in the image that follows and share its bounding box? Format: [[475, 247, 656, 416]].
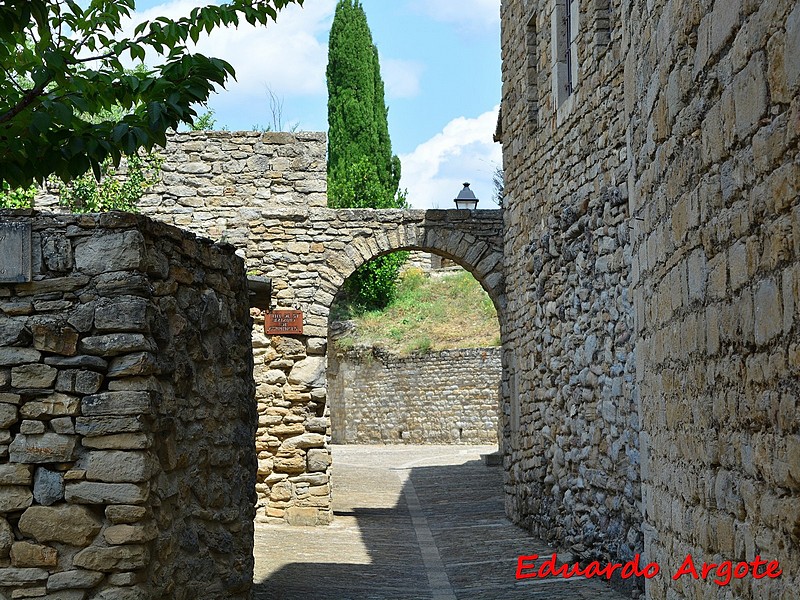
[[526, 14, 539, 123], [552, 0, 579, 108]]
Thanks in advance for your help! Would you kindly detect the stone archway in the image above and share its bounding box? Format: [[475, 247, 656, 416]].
[[250, 208, 507, 526]]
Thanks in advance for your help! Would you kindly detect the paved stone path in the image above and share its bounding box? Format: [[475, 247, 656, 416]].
[[253, 445, 631, 599]]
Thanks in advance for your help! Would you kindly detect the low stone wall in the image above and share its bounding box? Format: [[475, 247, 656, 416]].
[[0, 211, 254, 599], [328, 347, 501, 445]]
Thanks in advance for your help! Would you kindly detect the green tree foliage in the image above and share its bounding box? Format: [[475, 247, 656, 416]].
[[0, 0, 301, 188], [326, 0, 406, 309]]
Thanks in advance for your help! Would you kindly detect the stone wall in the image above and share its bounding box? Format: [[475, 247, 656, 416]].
[[625, 0, 800, 598], [499, 0, 641, 574], [327, 347, 501, 445], [0, 211, 254, 599]]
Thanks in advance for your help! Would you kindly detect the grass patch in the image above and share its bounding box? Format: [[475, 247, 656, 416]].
[[331, 267, 500, 355]]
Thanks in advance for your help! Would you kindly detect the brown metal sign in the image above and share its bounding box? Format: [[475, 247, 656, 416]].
[[265, 310, 304, 335]]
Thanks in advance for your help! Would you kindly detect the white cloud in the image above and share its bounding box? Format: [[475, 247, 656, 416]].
[[381, 57, 424, 98], [399, 106, 502, 210], [120, 0, 336, 97], [407, 0, 500, 33]]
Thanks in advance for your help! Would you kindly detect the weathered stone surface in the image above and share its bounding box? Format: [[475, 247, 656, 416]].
[[65, 481, 149, 505], [95, 586, 148, 600], [10, 364, 57, 388], [74, 231, 144, 275], [0, 517, 13, 558], [0, 486, 33, 512], [73, 544, 149, 572], [287, 357, 325, 387], [0, 403, 17, 429], [33, 468, 65, 506], [20, 393, 80, 419], [0, 318, 26, 346], [81, 433, 150, 450], [75, 417, 148, 437], [281, 433, 325, 451], [94, 297, 149, 332], [105, 505, 147, 524], [9, 433, 78, 463], [0, 567, 48, 586], [19, 504, 103, 546], [79, 334, 154, 356], [84, 451, 150, 483], [44, 355, 108, 370], [0, 347, 40, 366], [56, 370, 104, 395], [20, 419, 45, 434], [103, 523, 157, 545], [106, 353, 158, 378], [46, 569, 105, 590], [0, 464, 31, 486], [307, 449, 332, 473], [81, 392, 153, 417], [50, 416, 75, 434], [32, 322, 79, 356], [10, 541, 58, 567]]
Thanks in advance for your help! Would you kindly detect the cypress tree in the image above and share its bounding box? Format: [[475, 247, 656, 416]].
[[327, 0, 407, 309]]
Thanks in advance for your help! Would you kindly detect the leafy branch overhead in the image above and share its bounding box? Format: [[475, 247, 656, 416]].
[[0, 0, 302, 188]]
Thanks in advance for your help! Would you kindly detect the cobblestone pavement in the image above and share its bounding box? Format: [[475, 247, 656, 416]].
[[253, 445, 631, 599]]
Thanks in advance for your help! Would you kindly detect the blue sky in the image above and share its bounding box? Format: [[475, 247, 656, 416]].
[[129, 0, 502, 209]]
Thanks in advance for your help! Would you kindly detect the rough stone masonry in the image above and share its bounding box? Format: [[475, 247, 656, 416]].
[[499, 0, 799, 597], [0, 211, 254, 600]]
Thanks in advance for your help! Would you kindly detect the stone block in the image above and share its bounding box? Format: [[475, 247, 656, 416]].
[[46, 569, 105, 591], [0, 464, 32, 485], [31, 322, 79, 356], [0, 486, 33, 512], [94, 297, 149, 332], [786, 2, 800, 90], [281, 433, 325, 451], [0, 568, 48, 586], [81, 392, 153, 417], [754, 279, 782, 346], [44, 355, 108, 371], [81, 433, 151, 450], [285, 506, 325, 526], [0, 517, 12, 558], [10, 364, 57, 388], [95, 586, 148, 600], [74, 231, 144, 275], [73, 544, 149, 572], [733, 52, 768, 141], [19, 504, 102, 546], [287, 356, 325, 388], [0, 403, 17, 429], [51, 417, 75, 434], [56, 370, 104, 395], [0, 348, 41, 367], [105, 505, 147, 524], [65, 481, 149, 505], [19, 420, 44, 434], [0, 318, 26, 346], [33, 468, 64, 506], [10, 541, 58, 567], [79, 334, 154, 357], [103, 523, 157, 545], [107, 353, 158, 378], [20, 393, 80, 419], [307, 449, 332, 473], [75, 416, 148, 437], [84, 451, 150, 483], [9, 433, 77, 463]]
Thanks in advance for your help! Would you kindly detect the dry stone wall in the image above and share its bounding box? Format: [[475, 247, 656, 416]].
[[499, 0, 641, 576], [327, 347, 501, 445], [625, 0, 800, 598], [0, 211, 254, 599]]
